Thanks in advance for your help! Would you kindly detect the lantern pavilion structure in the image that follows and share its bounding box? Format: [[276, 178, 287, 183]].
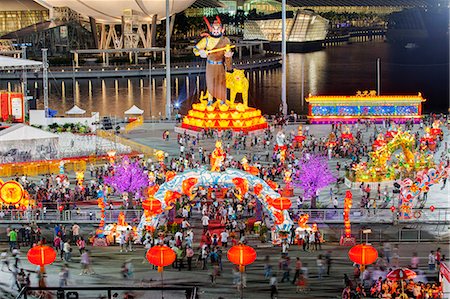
[[306, 91, 425, 124]]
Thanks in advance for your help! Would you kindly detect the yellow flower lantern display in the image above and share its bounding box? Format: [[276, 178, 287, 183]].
[[0, 181, 24, 205]]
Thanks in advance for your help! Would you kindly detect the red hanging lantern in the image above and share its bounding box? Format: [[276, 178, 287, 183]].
[[227, 244, 257, 272], [146, 245, 176, 272], [348, 244, 378, 266], [430, 205, 435, 212], [271, 197, 292, 210], [142, 198, 163, 215], [390, 206, 396, 213], [27, 245, 56, 267]]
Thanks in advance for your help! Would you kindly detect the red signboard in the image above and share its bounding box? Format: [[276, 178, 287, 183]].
[[0, 92, 24, 122]]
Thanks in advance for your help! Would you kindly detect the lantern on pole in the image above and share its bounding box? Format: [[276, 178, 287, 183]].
[[348, 244, 378, 274], [340, 191, 356, 246], [227, 244, 257, 299], [146, 245, 176, 299], [27, 245, 57, 287]]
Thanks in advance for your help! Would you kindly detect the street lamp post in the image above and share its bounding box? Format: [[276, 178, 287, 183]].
[[165, 0, 171, 120]]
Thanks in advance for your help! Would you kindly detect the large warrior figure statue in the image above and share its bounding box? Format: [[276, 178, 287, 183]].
[[193, 16, 234, 104]]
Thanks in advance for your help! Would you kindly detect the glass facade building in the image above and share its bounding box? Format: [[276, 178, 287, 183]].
[[244, 10, 328, 42]]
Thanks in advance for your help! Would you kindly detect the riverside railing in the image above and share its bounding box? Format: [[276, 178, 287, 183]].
[[0, 208, 449, 225]]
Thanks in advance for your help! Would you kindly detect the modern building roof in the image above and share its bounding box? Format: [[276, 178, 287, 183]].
[[189, 0, 227, 8], [1, 0, 47, 11], [0, 55, 42, 70], [33, 0, 197, 23]]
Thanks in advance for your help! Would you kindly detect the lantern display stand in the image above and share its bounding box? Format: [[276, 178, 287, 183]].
[[340, 191, 356, 246], [146, 245, 176, 299], [227, 244, 257, 299]]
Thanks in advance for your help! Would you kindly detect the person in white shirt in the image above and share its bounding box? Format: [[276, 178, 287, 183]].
[[220, 230, 229, 247], [201, 215, 209, 233]]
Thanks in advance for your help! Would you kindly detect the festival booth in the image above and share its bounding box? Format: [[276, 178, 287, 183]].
[[306, 91, 425, 124], [0, 124, 58, 164], [0, 91, 25, 123], [65, 105, 86, 116], [29, 110, 100, 132], [124, 105, 144, 122]]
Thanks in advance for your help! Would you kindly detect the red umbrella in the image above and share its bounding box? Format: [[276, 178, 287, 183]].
[[386, 268, 416, 281], [387, 268, 416, 296]]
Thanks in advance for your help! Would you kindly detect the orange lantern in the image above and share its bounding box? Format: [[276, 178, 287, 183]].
[[147, 185, 160, 196], [271, 197, 291, 210], [27, 245, 56, 267], [181, 178, 198, 196], [343, 191, 353, 238], [227, 244, 257, 272], [142, 198, 163, 215], [146, 245, 176, 272], [164, 191, 181, 208], [165, 171, 176, 182], [253, 184, 263, 196], [348, 244, 378, 266], [232, 178, 248, 197]]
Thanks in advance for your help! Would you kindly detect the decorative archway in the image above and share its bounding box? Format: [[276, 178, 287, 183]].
[[137, 167, 294, 236]]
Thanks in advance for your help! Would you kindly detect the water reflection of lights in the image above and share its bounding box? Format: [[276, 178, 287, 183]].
[[102, 80, 106, 102], [61, 81, 65, 100]]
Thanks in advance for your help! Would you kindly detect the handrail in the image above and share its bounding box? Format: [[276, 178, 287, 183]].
[[16, 286, 199, 299], [2, 208, 449, 224]]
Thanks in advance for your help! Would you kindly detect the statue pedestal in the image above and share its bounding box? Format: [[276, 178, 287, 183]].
[[340, 236, 356, 246], [93, 238, 108, 247]]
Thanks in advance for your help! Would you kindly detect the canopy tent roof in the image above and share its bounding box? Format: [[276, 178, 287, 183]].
[[65, 105, 86, 115], [35, 0, 196, 23], [0, 55, 43, 70], [0, 124, 58, 141], [125, 105, 144, 115]]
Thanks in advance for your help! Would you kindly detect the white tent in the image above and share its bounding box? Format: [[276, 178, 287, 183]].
[[0, 124, 59, 163], [0, 124, 58, 141], [0, 55, 43, 70], [65, 105, 86, 115], [124, 105, 144, 115]]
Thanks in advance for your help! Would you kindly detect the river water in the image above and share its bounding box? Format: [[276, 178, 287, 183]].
[[3, 40, 448, 118]]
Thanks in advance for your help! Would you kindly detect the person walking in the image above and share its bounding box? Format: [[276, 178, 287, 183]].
[[325, 251, 332, 276], [316, 255, 325, 280], [264, 256, 272, 279], [1, 250, 11, 272], [59, 264, 69, 287], [186, 246, 194, 271], [270, 274, 278, 299], [280, 257, 290, 283], [119, 231, 127, 253], [428, 251, 436, 271], [80, 249, 94, 275], [292, 257, 302, 284]]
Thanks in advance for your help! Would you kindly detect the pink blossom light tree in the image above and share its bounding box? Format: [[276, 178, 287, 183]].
[[294, 154, 335, 208]]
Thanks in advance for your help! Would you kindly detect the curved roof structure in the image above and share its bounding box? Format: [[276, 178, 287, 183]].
[[34, 0, 196, 23]]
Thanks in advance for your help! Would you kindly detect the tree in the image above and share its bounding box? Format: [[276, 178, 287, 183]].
[[104, 156, 148, 208], [293, 154, 335, 208]]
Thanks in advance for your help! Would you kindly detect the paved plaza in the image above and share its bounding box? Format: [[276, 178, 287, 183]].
[[0, 121, 449, 299]]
